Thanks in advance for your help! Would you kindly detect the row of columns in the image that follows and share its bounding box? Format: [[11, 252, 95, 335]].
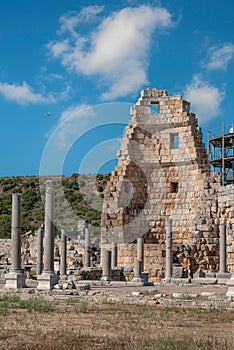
[[4, 181, 58, 289], [164, 219, 229, 280], [102, 237, 145, 281], [5, 187, 145, 288], [4, 191, 234, 295]]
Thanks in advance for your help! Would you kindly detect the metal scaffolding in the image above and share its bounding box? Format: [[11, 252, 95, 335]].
[[208, 122, 234, 185]]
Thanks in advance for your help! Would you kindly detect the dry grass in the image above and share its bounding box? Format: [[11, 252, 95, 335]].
[[0, 295, 233, 349]]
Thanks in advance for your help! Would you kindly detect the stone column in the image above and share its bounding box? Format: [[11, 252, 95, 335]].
[[37, 180, 58, 290], [44, 180, 55, 273], [219, 224, 227, 273], [111, 241, 118, 269], [5, 194, 26, 288], [84, 221, 91, 268], [37, 224, 44, 276], [137, 237, 144, 272], [101, 250, 111, 281], [133, 259, 143, 282], [165, 218, 173, 280], [11, 194, 22, 272], [60, 229, 67, 277], [218, 224, 231, 280]]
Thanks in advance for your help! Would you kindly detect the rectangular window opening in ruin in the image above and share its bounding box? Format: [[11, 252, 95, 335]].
[[171, 182, 179, 193], [151, 102, 159, 114], [170, 133, 179, 149]]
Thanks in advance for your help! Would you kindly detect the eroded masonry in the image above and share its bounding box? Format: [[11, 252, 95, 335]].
[[101, 88, 234, 280]]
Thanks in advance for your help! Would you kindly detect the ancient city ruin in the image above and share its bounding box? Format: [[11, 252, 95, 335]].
[[1, 87, 234, 296]]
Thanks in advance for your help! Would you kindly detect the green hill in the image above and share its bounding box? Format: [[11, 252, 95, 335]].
[[0, 173, 110, 238]]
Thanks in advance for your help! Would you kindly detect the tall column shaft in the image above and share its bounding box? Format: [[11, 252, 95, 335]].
[[111, 241, 117, 269], [137, 237, 144, 272], [37, 225, 44, 275], [165, 218, 173, 279], [219, 224, 227, 273], [84, 221, 91, 268], [60, 229, 67, 276], [43, 180, 55, 273], [11, 194, 22, 272]]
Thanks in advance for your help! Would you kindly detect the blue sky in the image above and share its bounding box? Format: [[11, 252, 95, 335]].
[[0, 0, 234, 177]]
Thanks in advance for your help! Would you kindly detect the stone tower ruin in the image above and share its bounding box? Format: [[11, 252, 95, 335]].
[[101, 88, 234, 279]]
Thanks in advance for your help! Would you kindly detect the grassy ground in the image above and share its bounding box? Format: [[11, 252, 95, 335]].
[[0, 293, 234, 349]]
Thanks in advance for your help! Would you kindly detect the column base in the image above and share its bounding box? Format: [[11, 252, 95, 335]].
[[101, 276, 111, 282], [226, 275, 234, 297], [37, 272, 59, 290], [217, 272, 231, 279], [162, 277, 172, 283], [132, 277, 144, 282], [4, 271, 26, 289]]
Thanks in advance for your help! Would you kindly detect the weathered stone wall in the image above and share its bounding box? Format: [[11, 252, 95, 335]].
[[101, 88, 234, 278], [218, 185, 234, 270], [0, 234, 92, 269], [101, 88, 210, 244], [189, 179, 234, 274]]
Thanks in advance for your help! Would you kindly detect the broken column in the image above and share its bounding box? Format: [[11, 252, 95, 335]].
[[60, 229, 67, 277], [111, 241, 118, 269], [5, 194, 26, 288], [101, 250, 111, 281], [137, 237, 144, 272], [165, 218, 173, 281], [37, 180, 58, 290], [37, 224, 44, 276], [84, 221, 91, 268]]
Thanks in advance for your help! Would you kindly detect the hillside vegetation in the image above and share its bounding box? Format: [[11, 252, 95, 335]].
[[0, 173, 110, 238]]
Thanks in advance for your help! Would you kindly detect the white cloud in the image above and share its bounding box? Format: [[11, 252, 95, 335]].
[[47, 5, 174, 100], [0, 81, 56, 105], [48, 40, 69, 58], [202, 43, 234, 71], [184, 75, 225, 122], [58, 6, 104, 37]]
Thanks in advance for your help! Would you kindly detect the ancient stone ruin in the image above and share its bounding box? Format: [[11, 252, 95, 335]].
[[101, 88, 234, 280], [1, 87, 234, 297]]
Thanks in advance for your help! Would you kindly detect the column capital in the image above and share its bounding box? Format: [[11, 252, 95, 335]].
[[45, 180, 54, 193]]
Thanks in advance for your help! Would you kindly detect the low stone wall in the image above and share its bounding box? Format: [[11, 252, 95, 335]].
[[117, 243, 164, 281]]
